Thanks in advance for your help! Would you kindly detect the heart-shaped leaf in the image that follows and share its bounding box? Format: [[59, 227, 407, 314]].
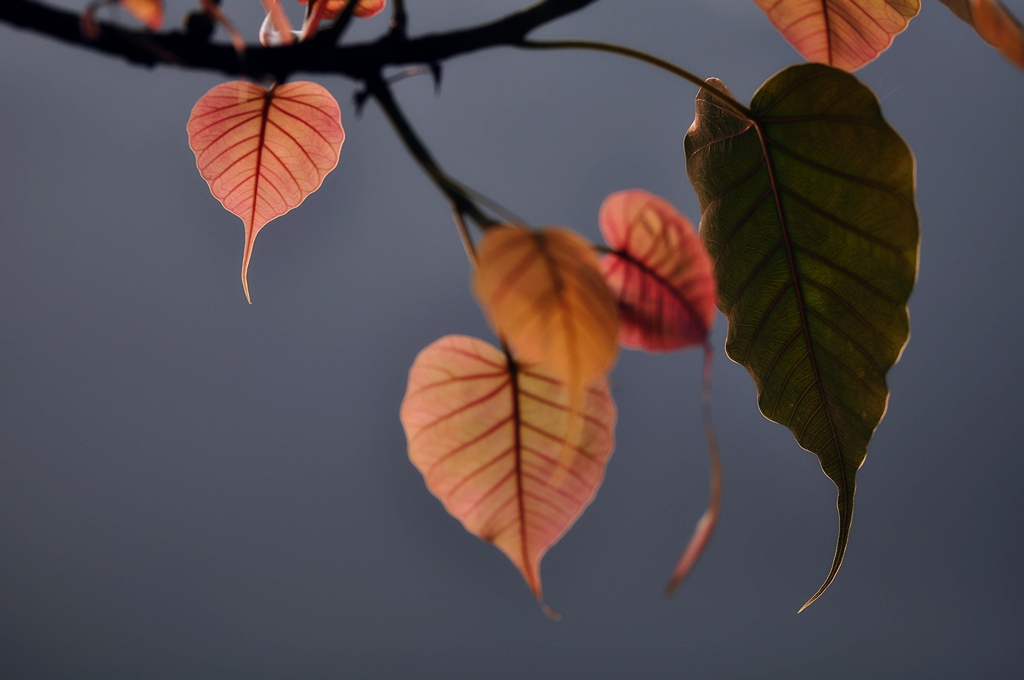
[[599, 189, 716, 352], [187, 81, 344, 302], [753, 0, 920, 71], [685, 64, 918, 609], [473, 225, 619, 397], [939, 0, 1024, 70], [400, 335, 616, 605]]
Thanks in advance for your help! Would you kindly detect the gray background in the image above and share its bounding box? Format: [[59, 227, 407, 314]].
[[2, 1, 1023, 677]]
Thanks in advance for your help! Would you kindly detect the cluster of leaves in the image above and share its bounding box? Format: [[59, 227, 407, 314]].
[[5, 0, 1023, 614]]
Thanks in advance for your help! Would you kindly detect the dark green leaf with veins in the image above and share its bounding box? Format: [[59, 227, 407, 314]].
[[684, 63, 918, 610]]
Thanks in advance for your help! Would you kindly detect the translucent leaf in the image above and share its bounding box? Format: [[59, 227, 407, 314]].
[[473, 225, 619, 397], [299, 0, 387, 20], [685, 65, 919, 609], [939, 0, 1024, 69], [400, 335, 616, 604], [187, 81, 344, 302], [753, 0, 920, 71], [599, 189, 716, 352], [120, 0, 162, 30], [81, 0, 163, 37]]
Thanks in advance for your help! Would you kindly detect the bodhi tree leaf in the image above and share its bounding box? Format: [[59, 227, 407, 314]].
[[599, 189, 716, 352], [939, 0, 1024, 69], [120, 0, 163, 30], [753, 0, 920, 71], [400, 335, 616, 609], [473, 225, 619, 398], [684, 64, 918, 609], [81, 0, 163, 38], [598, 189, 721, 592], [187, 81, 344, 302], [300, 0, 387, 21]]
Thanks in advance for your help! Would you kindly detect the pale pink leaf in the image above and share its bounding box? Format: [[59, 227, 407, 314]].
[[753, 0, 920, 71], [400, 335, 616, 605], [187, 81, 344, 302]]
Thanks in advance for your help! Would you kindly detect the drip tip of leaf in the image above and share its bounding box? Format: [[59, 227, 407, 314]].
[[540, 601, 562, 621]]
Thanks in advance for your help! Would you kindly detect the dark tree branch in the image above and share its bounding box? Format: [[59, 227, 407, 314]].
[[0, 0, 601, 82], [366, 74, 497, 230]]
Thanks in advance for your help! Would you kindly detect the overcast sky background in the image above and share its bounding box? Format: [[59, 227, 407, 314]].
[[2, 1, 1023, 678]]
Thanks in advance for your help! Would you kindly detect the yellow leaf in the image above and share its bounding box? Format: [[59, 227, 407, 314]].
[[472, 225, 619, 397]]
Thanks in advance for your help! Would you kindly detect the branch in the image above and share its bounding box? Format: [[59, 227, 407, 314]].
[[0, 0, 601, 82], [367, 74, 497, 230]]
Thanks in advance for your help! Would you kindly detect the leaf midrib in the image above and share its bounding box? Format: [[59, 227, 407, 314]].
[[752, 116, 848, 503]]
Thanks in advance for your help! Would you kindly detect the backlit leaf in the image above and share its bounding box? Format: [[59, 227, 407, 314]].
[[939, 0, 1024, 69], [685, 64, 918, 609], [473, 225, 619, 397], [400, 335, 616, 605], [599, 189, 716, 352], [753, 0, 920, 71], [120, 0, 162, 30], [300, 0, 387, 21], [80, 0, 163, 37], [187, 81, 344, 302]]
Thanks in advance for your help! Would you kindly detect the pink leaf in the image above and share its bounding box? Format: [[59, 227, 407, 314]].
[[400, 335, 616, 607], [599, 190, 716, 352], [187, 81, 344, 302], [753, 0, 920, 71]]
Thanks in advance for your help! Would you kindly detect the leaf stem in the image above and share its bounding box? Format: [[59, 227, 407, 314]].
[[666, 342, 722, 593], [518, 39, 754, 120], [317, 0, 360, 46], [452, 210, 478, 263], [392, 0, 408, 35]]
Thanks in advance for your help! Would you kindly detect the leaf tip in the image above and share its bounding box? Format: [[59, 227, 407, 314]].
[[540, 601, 562, 621]]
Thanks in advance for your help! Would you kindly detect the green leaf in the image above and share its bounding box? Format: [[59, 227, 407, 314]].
[[684, 64, 918, 610]]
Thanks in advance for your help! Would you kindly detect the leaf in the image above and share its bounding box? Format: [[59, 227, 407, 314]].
[[187, 81, 345, 302], [400, 335, 616, 606], [120, 0, 162, 30], [684, 64, 918, 609], [80, 0, 163, 38], [753, 0, 920, 71], [472, 225, 619, 397], [599, 189, 717, 352], [300, 0, 387, 20], [939, 0, 1024, 70]]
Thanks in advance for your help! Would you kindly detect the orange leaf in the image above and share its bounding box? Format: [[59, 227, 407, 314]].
[[400, 335, 616, 604], [940, 0, 1024, 70], [120, 0, 162, 30], [753, 0, 920, 71], [599, 190, 716, 352], [187, 81, 344, 302], [299, 0, 387, 19], [472, 225, 619, 397]]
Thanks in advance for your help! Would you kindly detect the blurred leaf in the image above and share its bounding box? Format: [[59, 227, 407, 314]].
[[120, 0, 162, 30], [473, 225, 619, 398], [187, 81, 344, 302], [599, 189, 716, 352], [300, 0, 387, 21], [753, 0, 920, 71], [939, 0, 1024, 69], [685, 64, 918, 609], [400, 335, 616, 607]]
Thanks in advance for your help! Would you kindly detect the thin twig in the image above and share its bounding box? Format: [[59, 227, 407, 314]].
[[519, 38, 755, 120], [367, 74, 499, 230]]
